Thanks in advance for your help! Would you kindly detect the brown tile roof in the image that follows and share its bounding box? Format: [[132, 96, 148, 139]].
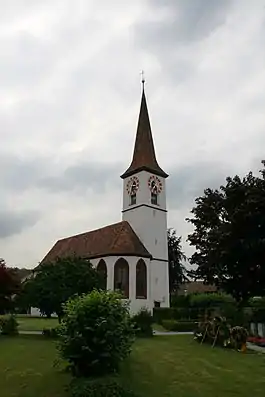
[[40, 221, 151, 265], [121, 89, 168, 179], [178, 281, 218, 295]]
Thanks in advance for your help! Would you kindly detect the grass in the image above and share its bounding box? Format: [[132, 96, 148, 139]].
[[122, 336, 265, 397], [152, 323, 168, 332], [17, 316, 59, 331], [0, 336, 68, 397], [1, 335, 265, 397]]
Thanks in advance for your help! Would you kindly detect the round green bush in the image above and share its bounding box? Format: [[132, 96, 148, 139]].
[[57, 290, 135, 377], [0, 314, 18, 336]]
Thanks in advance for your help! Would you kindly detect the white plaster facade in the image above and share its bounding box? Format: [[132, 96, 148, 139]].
[[121, 169, 170, 311], [90, 256, 153, 313]]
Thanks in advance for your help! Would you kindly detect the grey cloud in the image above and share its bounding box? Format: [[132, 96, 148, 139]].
[[137, 0, 232, 46], [167, 160, 230, 210], [0, 154, 49, 192], [133, 0, 232, 82], [0, 152, 122, 195], [0, 210, 40, 238], [40, 161, 122, 194], [0, 32, 55, 89]]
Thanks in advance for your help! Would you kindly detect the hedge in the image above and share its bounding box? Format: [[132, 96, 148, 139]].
[[162, 320, 197, 332], [153, 294, 265, 326]]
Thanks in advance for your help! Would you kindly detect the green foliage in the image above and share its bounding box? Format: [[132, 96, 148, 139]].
[[170, 294, 190, 308], [152, 307, 175, 324], [162, 320, 196, 332], [68, 377, 138, 397], [0, 314, 18, 335], [23, 256, 104, 318], [189, 293, 235, 308], [187, 161, 265, 304], [0, 259, 21, 314], [57, 290, 135, 377], [42, 327, 59, 338], [131, 308, 153, 337], [249, 297, 265, 322], [167, 229, 188, 293]]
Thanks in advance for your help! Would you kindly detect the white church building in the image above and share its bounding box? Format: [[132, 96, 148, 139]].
[[41, 84, 170, 313]]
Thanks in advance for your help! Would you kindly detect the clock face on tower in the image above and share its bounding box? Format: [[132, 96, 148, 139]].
[[126, 176, 139, 195], [148, 175, 163, 194]]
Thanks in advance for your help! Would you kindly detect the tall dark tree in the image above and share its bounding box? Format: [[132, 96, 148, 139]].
[[23, 256, 105, 319], [167, 228, 187, 293], [187, 161, 265, 305], [0, 258, 20, 314]]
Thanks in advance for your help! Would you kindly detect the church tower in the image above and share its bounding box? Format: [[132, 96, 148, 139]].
[[121, 83, 169, 308]]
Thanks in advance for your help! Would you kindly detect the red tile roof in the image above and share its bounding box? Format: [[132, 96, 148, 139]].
[[40, 221, 151, 264], [121, 89, 168, 179]]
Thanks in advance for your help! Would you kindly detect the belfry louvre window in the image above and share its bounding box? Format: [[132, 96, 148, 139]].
[[151, 192, 158, 205]]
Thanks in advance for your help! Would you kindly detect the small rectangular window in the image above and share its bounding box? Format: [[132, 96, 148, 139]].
[[130, 194, 136, 205], [151, 192, 158, 205]]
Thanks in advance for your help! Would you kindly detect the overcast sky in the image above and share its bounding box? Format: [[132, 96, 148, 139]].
[[1, 0, 265, 268]]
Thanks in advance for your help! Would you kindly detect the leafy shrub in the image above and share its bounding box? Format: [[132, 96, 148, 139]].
[[153, 307, 175, 324], [171, 294, 190, 308], [131, 308, 153, 337], [42, 327, 59, 338], [162, 319, 196, 332], [190, 293, 235, 309], [0, 314, 18, 335], [68, 377, 138, 397], [57, 290, 135, 377]]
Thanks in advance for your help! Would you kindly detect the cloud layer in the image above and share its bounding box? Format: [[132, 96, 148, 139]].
[[1, 0, 265, 267]]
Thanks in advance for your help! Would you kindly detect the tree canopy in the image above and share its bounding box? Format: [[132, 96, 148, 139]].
[[167, 228, 187, 293], [187, 161, 265, 304], [0, 258, 20, 314], [23, 256, 105, 318]]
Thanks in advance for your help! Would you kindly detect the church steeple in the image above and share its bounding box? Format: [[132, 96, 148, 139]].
[[121, 85, 168, 179]]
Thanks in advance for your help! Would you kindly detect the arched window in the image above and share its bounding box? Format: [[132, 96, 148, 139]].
[[136, 259, 147, 299], [114, 258, 129, 298], [97, 259, 107, 290]]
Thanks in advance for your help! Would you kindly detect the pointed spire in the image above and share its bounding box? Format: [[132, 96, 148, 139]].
[[121, 85, 168, 179]]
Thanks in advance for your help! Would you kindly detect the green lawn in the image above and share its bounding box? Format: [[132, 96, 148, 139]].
[[0, 336, 68, 397], [152, 323, 167, 332], [17, 316, 59, 331], [0, 335, 265, 397], [122, 336, 265, 397]]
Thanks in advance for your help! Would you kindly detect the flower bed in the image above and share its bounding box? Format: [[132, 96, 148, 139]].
[[247, 336, 265, 347]]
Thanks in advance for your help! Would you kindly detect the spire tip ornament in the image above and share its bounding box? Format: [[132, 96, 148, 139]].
[[140, 70, 145, 88]]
